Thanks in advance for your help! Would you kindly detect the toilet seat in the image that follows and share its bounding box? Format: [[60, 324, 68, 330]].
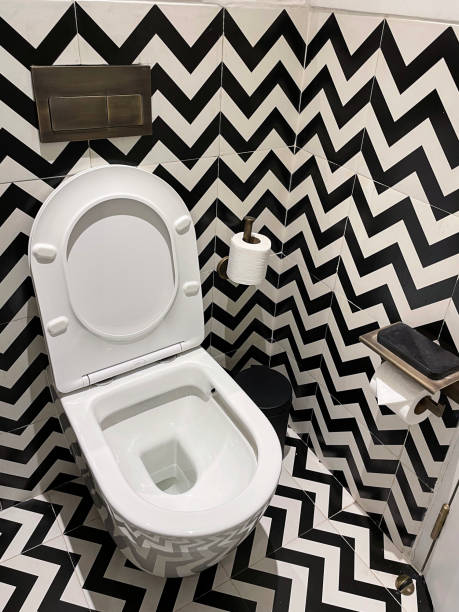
[[29, 166, 204, 393], [61, 347, 282, 537]]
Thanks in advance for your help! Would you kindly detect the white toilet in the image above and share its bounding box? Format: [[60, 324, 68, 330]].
[[29, 165, 282, 577]]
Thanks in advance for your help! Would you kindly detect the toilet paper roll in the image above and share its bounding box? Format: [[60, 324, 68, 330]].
[[370, 362, 439, 425], [227, 232, 271, 285]]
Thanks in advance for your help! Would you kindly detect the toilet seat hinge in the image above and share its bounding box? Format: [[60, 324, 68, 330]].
[[87, 342, 183, 386]]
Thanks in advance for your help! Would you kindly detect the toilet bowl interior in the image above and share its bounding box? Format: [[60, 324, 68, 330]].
[[92, 366, 258, 512]]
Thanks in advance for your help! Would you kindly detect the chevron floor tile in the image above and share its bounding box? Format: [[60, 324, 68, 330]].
[[223, 432, 432, 612], [0, 533, 90, 611], [0, 429, 432, 611], [282, 433, 356, 520], [0, 494, 61, 563], [326, 502, 433, 612]]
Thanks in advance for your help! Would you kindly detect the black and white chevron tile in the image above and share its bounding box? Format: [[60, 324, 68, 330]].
[[273, 147, 354, 433], [312, 170, 459, 550], [0, 317, 54, 433], [0, 415, 79, 509], [0, 179, 57, 324], [290, 7, 459, 563], [0, 289, 79, 509], [0, 0, 90, 183], [297, 10, 384, 171], [215, 433, 432, 611], [271, 254, 331, 433], [337, 174, 459, 332], [360, 18, 459, 215], [0, 431, 433, 611], [283, 149, 355, 285], [211, 147, 291, 359], [0, 0, 458, 586], [220, 6, 307, 155], [304, 279, 458, 554], [77, 1, 223, 167]]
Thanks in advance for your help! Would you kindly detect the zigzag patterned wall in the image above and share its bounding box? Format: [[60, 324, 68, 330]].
[[0, 0, 308, 514], [0, 0, 458, 580], [278, 9, 459, 565]]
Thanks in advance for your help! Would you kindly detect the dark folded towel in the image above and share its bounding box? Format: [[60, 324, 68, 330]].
[[378, 322, 459, 380]]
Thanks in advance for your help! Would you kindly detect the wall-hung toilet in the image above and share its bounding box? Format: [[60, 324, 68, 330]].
[[28, 165, 282, 578]]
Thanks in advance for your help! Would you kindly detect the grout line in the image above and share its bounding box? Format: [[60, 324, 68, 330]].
[[291, 1, 312, 154], [436, 274, 458, 344], [269, 0, 311, 365], [59, 527, 93, 610], [352, 17, 387, 176], [216, 7, 225, 161], [72, 0, 84, 72], [294, 140, 459, 223], [312, 4, 459, 26], [292, 424, 355, 508], [337, 528, 411, 609], [284, 438, 413, 606]]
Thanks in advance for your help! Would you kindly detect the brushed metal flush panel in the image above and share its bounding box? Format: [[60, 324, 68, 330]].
[[107, 94, 143, 126], [49, 96, 107, 131], [31, 65, 151, 142]]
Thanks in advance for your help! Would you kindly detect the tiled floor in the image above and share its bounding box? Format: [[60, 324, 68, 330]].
[[0, 429, 433, 611]]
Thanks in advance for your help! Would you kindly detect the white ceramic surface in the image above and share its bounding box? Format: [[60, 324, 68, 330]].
[[61, 347, 282, 576], [29, 165, 204, 393], [30, 165, 282, 577]]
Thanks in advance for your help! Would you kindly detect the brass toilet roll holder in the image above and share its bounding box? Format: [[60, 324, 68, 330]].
[[360, 325, 459, 418], [217, 216, 260, 280]]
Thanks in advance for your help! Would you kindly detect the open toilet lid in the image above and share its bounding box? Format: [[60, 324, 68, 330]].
[[29, 166, 204, 393]]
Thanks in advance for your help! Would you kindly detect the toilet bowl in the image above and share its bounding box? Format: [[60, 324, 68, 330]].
[[29, 165, 282, 577]]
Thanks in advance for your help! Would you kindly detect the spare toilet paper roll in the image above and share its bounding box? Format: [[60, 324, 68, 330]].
[[370, 361, 439, 425], [227, 232, 271, 285]]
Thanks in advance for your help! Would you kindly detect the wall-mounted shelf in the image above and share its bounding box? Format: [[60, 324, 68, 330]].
[[359, 324, 459, 405]]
